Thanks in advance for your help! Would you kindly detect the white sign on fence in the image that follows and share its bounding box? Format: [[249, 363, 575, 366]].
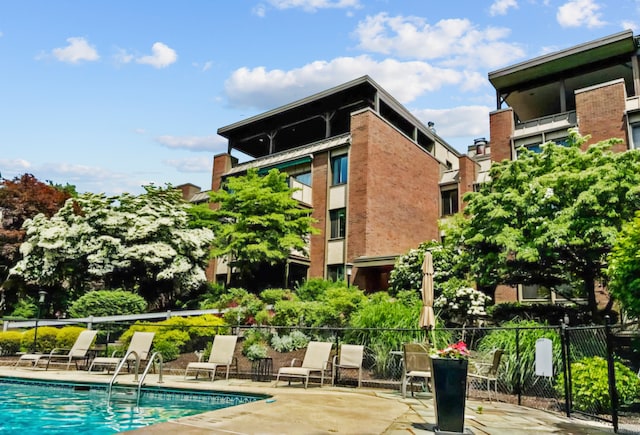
[[535, 337, 553, 377]]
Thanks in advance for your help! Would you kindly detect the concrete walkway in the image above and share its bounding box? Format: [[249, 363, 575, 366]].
[[0, 367, 621, 434]]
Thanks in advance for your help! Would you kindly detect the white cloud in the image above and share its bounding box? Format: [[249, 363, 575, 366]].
[[621, 20, 637, 32], [412, 106, 491, 140], [352, 14, 525, 69], [0, 159, 33, 176], [155, 135, 227, 152], [489, 0, 518, 16], [192, 61, 213, 72], [164, 157, 212, 173], [557, 0, 606, 28], [136, 42, 177, 68], [114, 48, 134, 64], [49, 37, 99, 64], [252, 4, 267, 17], [224, 55, 481, 110], [267, 0, 361, 12]]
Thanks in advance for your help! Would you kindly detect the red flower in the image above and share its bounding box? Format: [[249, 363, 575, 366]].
[[434, 341, 470, 359]]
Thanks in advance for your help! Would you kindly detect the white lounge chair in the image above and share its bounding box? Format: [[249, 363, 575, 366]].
[[276, 341, 333, 388], [184, 335, 238, 381], [332, 343, 364, 387], [15, 329, 98, 370], [44, 330, 98, 370], [88, 331, 155, 374]]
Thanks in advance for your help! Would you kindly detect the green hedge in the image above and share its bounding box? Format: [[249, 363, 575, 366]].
[[118, 314, 229, 362], [0, 331, 23, 355]]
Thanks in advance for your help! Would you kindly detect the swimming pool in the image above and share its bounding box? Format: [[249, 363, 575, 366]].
[[0, 377, 267, 434]]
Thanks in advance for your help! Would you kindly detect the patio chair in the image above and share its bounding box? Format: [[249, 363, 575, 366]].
[[14, 329, 98, 370], [332, 344, 364, 387], [184, 335, 238, 381], [43, 329, 98, 370], [467, 348, 504, 401], [276, 341, 333, 389], [88, 331, 155, 374], [401, 342, 432, 398]]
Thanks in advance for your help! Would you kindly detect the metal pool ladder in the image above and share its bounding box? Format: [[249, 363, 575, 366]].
[[107, 351, 164, 406]]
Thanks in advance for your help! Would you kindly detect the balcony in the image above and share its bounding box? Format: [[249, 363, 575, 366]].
[[626, 95, 640, 112], [290, 178, 312, 206], [513, 111, 577, 138]]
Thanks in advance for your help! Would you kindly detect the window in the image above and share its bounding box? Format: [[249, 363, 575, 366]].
[[294, 171, 312, 186], [330, 208, 346, 239], [632, 123, 640, 149], [327, 264, 345, 282], [331, 154, 348, 185], [440, 189, 459, 216], [521, 284, 551, 301]]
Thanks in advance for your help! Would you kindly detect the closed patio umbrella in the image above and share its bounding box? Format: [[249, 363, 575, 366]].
[[419, 251, 436, 330]]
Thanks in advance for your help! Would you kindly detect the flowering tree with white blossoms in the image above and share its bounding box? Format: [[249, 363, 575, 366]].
[[389, 240, 466, 295], [434, 286, 492, 327], [10, 185, 214, 309]]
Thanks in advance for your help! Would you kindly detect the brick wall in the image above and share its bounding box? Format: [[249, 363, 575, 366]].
[[211, 154, 236, 191], [457, 155, 478, 210], [489, 108, 514, 163], [309, 152, 328, 278], [494, 284, 517, 303], [347, 109, 440, 262], [575, 80, 628, 152]]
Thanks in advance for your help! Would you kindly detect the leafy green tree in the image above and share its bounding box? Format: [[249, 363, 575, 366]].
[[607, 211, 640, 317], [9, 185, 214, 310], [196, 168, 318, 287], [445, 130, 640, 318]]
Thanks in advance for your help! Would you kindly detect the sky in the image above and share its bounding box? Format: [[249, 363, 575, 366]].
[[1, 0, 639, 195]]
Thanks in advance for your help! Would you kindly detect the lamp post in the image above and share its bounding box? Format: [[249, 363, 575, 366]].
[[32, 290, 47, 353], [346, 263, 353, 288]]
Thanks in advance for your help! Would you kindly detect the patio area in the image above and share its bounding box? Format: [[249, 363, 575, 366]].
[[0, 365, 620, 434]]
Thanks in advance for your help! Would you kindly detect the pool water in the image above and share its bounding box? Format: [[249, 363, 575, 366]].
[[0, 378, 265, 434]]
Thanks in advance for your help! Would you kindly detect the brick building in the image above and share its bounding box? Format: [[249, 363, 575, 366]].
[[485, 30, 640, 304], [210, 76, 479, 291]]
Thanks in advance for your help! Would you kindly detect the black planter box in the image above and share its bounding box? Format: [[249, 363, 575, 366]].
[[432, 357, 469, 433]]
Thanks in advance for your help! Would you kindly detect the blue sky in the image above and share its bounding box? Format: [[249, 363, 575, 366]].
[[1, 0, 638, 195]]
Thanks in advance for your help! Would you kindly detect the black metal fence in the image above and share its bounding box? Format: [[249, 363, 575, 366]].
[[3, 316, 638, 433]]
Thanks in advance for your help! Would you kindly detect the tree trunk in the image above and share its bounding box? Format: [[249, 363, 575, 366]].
[[584, 273, 599, 322]]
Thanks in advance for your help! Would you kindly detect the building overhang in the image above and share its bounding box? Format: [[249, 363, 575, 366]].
[[224, 134, 350, 177], [489, 30, 636, 93], [353, 255, 398, 268]]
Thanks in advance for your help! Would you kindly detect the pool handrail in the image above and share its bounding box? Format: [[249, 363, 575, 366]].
[[136, 351, 164, 406]]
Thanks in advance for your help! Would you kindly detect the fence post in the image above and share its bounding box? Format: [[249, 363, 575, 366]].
[[560, 320, 571, 417], [605, 316, 619, 433], [515, 328, 521, 406]]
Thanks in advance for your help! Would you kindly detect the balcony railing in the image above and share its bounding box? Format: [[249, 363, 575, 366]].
[[626, 95, 640, 112], [514, 111, 577, 137], [290, 178, 312, 206]]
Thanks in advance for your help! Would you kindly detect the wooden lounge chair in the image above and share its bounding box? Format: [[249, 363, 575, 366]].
[[15, 329, 98, 370], [88, 331, 155, 374], [401, 342, 432, 398], [332, 344, 364, 387], [276, 341, 333, 389], [184, 335, 238, 381]]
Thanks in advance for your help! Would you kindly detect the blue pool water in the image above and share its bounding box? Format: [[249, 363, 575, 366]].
[[0, 378, 266, 434]]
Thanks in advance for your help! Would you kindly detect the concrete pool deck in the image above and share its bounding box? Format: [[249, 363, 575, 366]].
[[0, 366, 620, 434]]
